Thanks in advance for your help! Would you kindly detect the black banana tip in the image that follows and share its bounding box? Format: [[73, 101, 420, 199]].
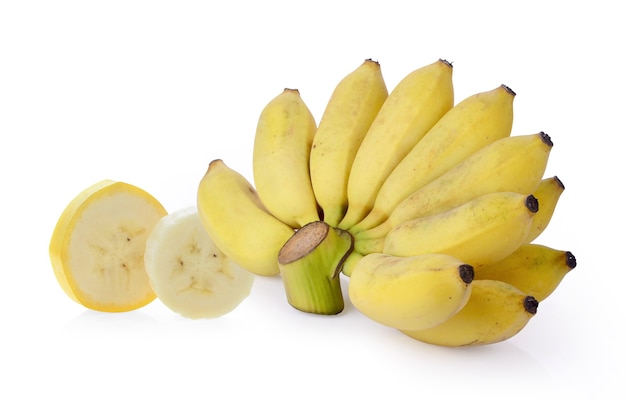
[[458, 264, 475, 284], [501, 84, 516, 96], [439, 59, 453, 68], [565, 251, 577, 269], [553, 175, 565, 190], [524, 296, 539, 315], [539, 131, 553, 147], [525, 194, 539, 213]]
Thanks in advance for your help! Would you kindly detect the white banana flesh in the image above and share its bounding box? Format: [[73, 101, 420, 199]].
[[144, 206, 254, 319], [49, 180, 168, 312]]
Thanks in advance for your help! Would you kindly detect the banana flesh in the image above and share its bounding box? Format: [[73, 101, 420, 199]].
[[144, 207, 255, 319], [49, 180, 168, 312]]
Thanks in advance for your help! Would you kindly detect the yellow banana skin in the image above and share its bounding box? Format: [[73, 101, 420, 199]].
[[356, 132, 553, 249], [352, 84, 515, 233], [253, 88, 319, 228], [475, 244, 577, 302], [197, 159, 295, 276], [338, 59, 454, 230], [340, 249, 364, 277], [310, 59, 389, 227], [401, 279, 539, 347], [382, 192, 539, 267], [348, 253, 474, 331], [524, 176, 565, 244]]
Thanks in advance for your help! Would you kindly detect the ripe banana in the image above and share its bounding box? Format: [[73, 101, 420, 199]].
[[253, 88, 320, 228], [196, 159, 295, 276], [401, 279, 539, 347], [310, 59, 389, 227], [352, 84, 515, 233], [356, 132, 553, 249], [144, 207, 255, 319], [337, 59, 454, 230], [49, 180, 168, 312], [475, 243, 576, 302], [348, 253, 474, 331], [524, 176, 565, 244], [382, 192, 538, 267]]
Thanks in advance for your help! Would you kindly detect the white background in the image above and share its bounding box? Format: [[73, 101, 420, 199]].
[[1, 1, 623, 398]]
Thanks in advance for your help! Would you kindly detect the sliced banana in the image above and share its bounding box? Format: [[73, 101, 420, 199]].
[[144, 206, 254, 319], [49, 180, 168, 312]]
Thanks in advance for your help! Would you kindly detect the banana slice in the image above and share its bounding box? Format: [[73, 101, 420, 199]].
[[49, 180, 168, 312], [144, 206, 254, 319]]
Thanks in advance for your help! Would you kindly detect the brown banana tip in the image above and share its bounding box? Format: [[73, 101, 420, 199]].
[[554, 175, 565, 190], [458, 264, 474, 284], [501, 84, 516, 96], [525, 194, 539, 213], [565, 251, 577, 269], [524, 296, 539, 315], [539, 131, 554, 147]]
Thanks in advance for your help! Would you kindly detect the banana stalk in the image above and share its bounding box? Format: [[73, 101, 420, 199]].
[[278, 221, 353, 315]]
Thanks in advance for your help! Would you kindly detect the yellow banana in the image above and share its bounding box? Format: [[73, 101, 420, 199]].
[[310, 59, 389, 227], [337, 59, 454, 230], [253, 88, 319, 228], [401, 279, 539, 347], [348, 253, 474, 331], [475, 243, 577, 301], [355, 132, 553, 249], [352, 84, 515, 233], [197, 159, 295, 276], [524, 176, 565, 243], [340, 249, 364, 277], [382, 192, 539, 267]]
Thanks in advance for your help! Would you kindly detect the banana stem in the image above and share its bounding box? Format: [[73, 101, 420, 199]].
[[278, 221, 353, 315]]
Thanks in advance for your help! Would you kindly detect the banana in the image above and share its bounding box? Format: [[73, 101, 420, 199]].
[[309, 59, 389, 227], [337, 59, 454, 230], [340, 249, 365, 277], [253, 88, 319, 228], [355, 132, 553, 250], [401, 279, 539, 347], [49, 180, 168, 312], [524, 176, 565, 244], [144, 206, 255, 319], [352, 84, 515, 233], [382, 192, 539, 267], [196, 159, 295, 276], [475, 243, 576, 302], [348, 253, 474, 331]]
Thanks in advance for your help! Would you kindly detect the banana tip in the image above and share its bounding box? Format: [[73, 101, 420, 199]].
[[524, 296, 539, 315]]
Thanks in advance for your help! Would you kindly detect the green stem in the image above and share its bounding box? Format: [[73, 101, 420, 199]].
[[278, 221, 353, 315]]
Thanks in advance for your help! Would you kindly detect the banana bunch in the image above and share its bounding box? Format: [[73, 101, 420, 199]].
[[195, 58, 576, 346]]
